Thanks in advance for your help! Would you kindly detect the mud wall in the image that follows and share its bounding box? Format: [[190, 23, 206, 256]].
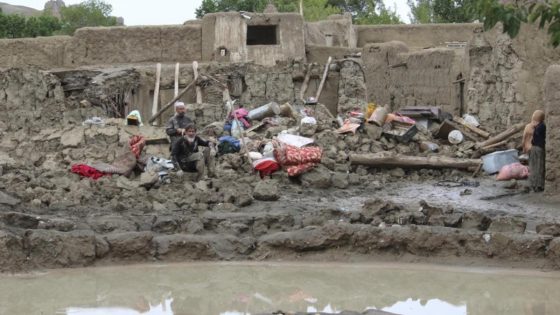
[[465, 24, 560, 132], [0, 25, 202, 68], [355, 23, 480, 49], [0, 36, 71, 68], [363, 41, 464, 114], [66, 25, 202, 66], [305, 14, 357, 48], [544, 65, 560, 194], [201, 12, 306, 66]]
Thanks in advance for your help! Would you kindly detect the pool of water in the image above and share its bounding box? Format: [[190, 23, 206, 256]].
[[0, 262, 559, 315]]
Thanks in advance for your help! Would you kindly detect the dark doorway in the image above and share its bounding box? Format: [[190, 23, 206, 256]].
[[246, 25, 278, 45]]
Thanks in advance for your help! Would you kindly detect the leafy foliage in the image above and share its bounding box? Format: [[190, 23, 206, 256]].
[[60, 0, 117, 34], [470, 0, 560, 47], [408, 0, 480, 23], [408, 0, 435, 23], [196, 0, 398, 23], [0, 11, 62, 38]]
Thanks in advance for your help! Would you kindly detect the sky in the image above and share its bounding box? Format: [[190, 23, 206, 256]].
[[11, 0, 411, 25]]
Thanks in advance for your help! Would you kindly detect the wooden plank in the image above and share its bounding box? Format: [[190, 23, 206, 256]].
[[299, 63, 312, 102], [148, 80, 195, 124]]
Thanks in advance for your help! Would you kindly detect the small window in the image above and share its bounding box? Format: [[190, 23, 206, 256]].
[[246, 25, 278, 45]]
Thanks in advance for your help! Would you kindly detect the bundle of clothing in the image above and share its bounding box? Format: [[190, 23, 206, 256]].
[[273, 142, 323, 177], [71, 135, 146, 180]]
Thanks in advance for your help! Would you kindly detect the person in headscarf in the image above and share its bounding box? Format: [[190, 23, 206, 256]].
[[522, 110, 546, 192], [172, 124, 216, 181], [165, 101, 194, 151]]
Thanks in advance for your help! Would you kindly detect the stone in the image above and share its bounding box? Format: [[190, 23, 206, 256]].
[[363, 123, 383, 140], [1, 212, 39, 229], [87, 216, 137, 233], [461, 212, 491, 231], [103, 231, 154, 259], [37, 218, 76, 232], [301, 165, 332, 189], [547, 238, 560, 267], [116, 176, 138, 190], [389, 168, 405, 178], [152, 216, 179, 234], [26, 230, 96, 268], [60, 128, 84, 148], [488, 216, 527, 233], [536, 223, 560, 236], [253, 180, 280, 201], [332, 172, 349, 189], [0, 190, 20, 206], [235, 193, 253, 207]]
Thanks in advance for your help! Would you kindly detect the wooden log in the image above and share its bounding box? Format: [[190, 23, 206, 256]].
[[315, 56, 332, 101], [453, 116, 490, 139], [174, 63, 180, 97], [151, 63, 161, 125], [300, 63, 312, 102], [479, 140, 508, 155], [475, 123, 524, 149], [350, 152, 482, 170], [148, 80, 195, 124], [193, 61, 202, 104]]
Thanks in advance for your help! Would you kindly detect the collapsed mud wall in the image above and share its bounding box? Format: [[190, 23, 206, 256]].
[[362, 41, 464, 113], [544, 65, 560, 194], [355, 24, 479, 49], [466, 24, 560, 132]]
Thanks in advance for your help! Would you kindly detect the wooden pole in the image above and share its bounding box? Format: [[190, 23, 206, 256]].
[[453, 116, 490, 139], [299, 0, 303, 15], [174, 63, 180, 97], [151, 63, 161, 125], [350, 152, 482, 170], [475, 123, 524, 149], [300, 63, 312, 102], [193, 61, 202, 104], [315, 56, 332, 101], [479, 140, 508, 155], [148, 80, 195, 124]]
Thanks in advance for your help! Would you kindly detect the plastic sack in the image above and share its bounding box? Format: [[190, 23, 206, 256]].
[[496, 162, 529, 181]]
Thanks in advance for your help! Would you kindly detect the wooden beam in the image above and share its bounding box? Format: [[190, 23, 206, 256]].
[[300, 63, 312, 102], [151, 63, 161, 125], [453, 116, 490, 139], [475, 123, 524, 149], [350, 152, 482, 170], [174, 63, 180, 97], [315, 56, 332, 101], [193, 61, 202, 104]]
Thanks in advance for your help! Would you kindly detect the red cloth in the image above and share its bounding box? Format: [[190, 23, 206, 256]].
[[253, 159, 280, 178], [286, 163, 316, 177], [273, 144, 322, 177], [71, 164, 111, 180]]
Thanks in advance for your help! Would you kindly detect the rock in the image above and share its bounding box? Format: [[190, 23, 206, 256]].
[[152, 216, 179, 233], [116, 176, 138, 190], [461, 212, 491, 231], [152, 201, 167, 212], [26, 230, 96, 268], [139, 171, 159, 188], [87, 216, 137, 233], [332, 172, 349, 189], [348, 173, 361, 185], [301, 165, 332, 189], [103, 231, 153, 259], [0, 231, 26, 271], [536, 223, 560, 236], [361, 199, 401, 222], [0, 190, 20, 206], [60, 128, 84, 148], [548, 238, 560, 267], [444, 213, 463, 227], [363, 123, 383, 140], [235, 193, 253, 207], [1, 212, 40, 229], [419, 200, 444, 217], [37, 218, 76, 232], [488, 216, 527, 233], [253, 180, 280, 201], [389, 168, 405, 178]]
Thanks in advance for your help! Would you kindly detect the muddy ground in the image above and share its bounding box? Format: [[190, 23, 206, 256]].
[[1, 66, 560, 273]]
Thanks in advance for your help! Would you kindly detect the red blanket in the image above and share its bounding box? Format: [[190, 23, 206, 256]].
[[71, 164, 111, 180]]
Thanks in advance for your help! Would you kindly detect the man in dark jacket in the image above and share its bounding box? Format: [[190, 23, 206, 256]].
[[172, 124, 215, 181], [165, 101, 193, 151]]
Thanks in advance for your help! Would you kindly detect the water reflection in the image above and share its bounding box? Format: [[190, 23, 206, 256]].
[[66, 297, 174, 315], [0, 262, 558, 315]]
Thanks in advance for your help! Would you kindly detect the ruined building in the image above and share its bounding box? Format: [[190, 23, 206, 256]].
[[0, 11, 559, 193]]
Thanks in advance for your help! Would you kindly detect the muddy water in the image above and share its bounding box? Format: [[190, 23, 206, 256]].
[[1, 262, 559, 315]]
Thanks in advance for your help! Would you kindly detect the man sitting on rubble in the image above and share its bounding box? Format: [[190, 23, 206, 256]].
[[165, 101, 193, 151], [171, 124, 216, 181]]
